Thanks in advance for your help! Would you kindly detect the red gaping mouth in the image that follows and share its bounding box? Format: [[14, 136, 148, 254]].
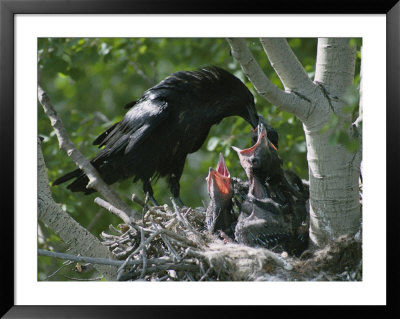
[[238, 124, 277, 155], [216, 153, 230, 178], [206, 153, 231, 195]]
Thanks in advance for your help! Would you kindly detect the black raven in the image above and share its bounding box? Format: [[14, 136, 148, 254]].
[[53, 66, 259, 205]]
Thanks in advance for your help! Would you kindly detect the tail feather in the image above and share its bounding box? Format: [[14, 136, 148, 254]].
[[67, 175, 95, 194], [53, 168, 95, 194], [52, 169, 82, 186], [53, 155, 126, 194]]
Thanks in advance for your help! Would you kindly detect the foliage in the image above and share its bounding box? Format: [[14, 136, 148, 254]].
[[37, 38, 360, 280]]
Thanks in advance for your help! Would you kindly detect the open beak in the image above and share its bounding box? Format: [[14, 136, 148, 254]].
[[216, 153, 230, 178], [206, 153, 231, 195], [251, 123, 277, 151], [232, 123, 273, 181], [252, 115, 278, 150], [232, 126, 264, 158]]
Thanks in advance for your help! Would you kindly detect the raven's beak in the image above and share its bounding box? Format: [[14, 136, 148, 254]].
[[247, 104, 259, 129], [257, 123, 267, 138], [256, 123, 277, 151]]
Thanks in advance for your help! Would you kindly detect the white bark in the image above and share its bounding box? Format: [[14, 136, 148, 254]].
[[227, 38, 310, 118], [306, 38, 361, 247], [38, 138, 118, 280], [260, 38, 316, 94], [229, 38, 362, 248]]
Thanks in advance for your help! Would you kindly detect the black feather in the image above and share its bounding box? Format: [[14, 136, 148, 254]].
[[53, 66, 259, 202]]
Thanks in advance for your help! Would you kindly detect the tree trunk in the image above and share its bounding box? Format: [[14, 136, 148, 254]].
[[306, 38, 361, 247]]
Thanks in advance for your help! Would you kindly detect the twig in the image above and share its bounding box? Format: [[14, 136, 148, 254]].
[[186, 273, 195, 281], [199, 267, 213, 281], [165, 217, 179, 230], [150, 217, 181, 262], [37, 86, 140, 220], [132, 194, 171, 219], [45, 260, 74, 280], [156, 274, 170, 281], [94, 197, 132, 224], [63, 275, 104, 281], [139, 227, 147, 279], [38, 249, 171, 267], [117, 226, 198, 273], [171, 198, 204, 241], [118, 229, 163, 272], [159, 229, 198, 248], [117, 268, 124, 281], [129, 61, 155, 86], [120, 263, 199, 280], [109, 224, 123, 235], [184, 247, 206, 259]]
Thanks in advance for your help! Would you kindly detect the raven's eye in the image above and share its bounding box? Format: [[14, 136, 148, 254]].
[[250, 157, 259, 167]]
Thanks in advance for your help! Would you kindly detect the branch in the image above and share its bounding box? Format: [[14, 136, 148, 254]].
[[38, 86, 140, 220], [227, 38, 310, 120], [94, 197, 131, 224], [38, 249, 171, 267], [259, 38, 315, 93], [129, 61, 155, 86], [37, 137, 118, 280]]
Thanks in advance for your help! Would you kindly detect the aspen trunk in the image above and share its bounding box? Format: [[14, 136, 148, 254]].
[[306, 38, 362, 246]]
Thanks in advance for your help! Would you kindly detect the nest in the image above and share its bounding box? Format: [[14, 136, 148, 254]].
[[100, 198, 362, 282]]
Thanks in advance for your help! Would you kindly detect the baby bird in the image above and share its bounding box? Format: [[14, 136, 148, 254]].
[[205, 153, 235, 237], [232, 123, 309, 256]]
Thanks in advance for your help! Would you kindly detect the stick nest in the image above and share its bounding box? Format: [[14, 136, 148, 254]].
[[100, 200, 362, 281]]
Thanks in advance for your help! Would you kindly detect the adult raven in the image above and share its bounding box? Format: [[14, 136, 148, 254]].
[[53, 66, 259, 205]]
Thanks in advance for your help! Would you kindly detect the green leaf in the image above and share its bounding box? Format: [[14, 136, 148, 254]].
[[207, 137, 220, 151], [138, 45, 147, 55], [66, 67, 83, 80], [45, 56, 69, 74]]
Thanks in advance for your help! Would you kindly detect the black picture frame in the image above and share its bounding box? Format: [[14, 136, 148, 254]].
[[1, 0, 398, 317]]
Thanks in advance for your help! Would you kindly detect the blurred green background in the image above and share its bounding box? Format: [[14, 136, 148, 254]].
[[38, 38, 361, 280]]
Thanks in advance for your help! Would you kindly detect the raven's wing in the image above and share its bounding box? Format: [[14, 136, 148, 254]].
[[93, 99, 169, 156], [92, 122, 119, 146]]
